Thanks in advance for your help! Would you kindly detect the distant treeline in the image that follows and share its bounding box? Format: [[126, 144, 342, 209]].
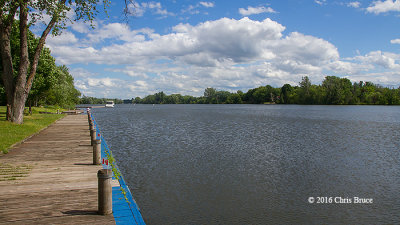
[[79, 96, 124, 104], [131, 76, 400, 105]]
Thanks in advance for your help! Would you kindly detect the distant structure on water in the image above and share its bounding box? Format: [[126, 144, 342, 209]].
[[105, 101, 115, 108]]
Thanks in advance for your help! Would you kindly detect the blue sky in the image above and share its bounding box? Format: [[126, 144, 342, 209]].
[[41, 0, 400, 98]]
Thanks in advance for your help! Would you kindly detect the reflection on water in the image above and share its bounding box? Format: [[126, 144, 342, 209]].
[[92, 104, 400, 224]]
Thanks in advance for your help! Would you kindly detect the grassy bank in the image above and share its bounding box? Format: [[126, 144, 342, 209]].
[[0, 106, 66, 154]]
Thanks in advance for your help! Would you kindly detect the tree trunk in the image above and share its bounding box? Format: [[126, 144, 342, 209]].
[[11, 94, 26, 124], [0, 24, 15, 121], [10, 2, 29, 124], [0, 2, 18, 121]]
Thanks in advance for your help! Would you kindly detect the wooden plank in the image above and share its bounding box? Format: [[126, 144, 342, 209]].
[[0, 115, 115, 224]]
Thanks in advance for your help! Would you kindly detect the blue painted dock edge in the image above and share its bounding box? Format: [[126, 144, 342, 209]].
[[91, 113, 146, 225]]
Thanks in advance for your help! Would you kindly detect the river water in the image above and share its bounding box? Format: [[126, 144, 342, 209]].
[[91, 104, 400, 224]]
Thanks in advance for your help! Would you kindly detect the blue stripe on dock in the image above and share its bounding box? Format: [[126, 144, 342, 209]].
[[91, 114, 146, 225], [112, 187, 145, 225]]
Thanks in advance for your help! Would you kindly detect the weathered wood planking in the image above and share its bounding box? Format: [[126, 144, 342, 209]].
[[0, 115, 115, 224]]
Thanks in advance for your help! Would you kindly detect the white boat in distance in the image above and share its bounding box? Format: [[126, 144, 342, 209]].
[[105, 101, 115, 108]]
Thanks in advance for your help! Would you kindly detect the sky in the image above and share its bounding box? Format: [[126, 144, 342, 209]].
[[39, 0, 400, 98]]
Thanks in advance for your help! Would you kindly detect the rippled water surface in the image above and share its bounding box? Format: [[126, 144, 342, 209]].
[[92, 104, 400, 224]]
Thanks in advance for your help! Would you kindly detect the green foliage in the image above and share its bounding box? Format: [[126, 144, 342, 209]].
[[322, 76, 353, 104], [129, 76, 400, 105], [44, 65, 81, 109], [226, 93, 243, 104]]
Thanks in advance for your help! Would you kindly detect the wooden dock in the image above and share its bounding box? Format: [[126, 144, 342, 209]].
[[0, 115, 115, 224]]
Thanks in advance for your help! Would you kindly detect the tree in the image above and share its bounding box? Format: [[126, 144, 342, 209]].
[[281, 84, 292, 104], [133, 97, 141, 103], [203, 87, 216, 103], [0, 1, 113, 124], [298, 76, 312, 104], [226, 93, 242, 104], [322, 76, 352, 104], [154, 91, 166, 104], [45, 65, 80, 108], [252, 86, 268, 104]]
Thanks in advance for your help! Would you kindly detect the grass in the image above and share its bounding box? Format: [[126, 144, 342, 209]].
[[0, 106, 66, 154]]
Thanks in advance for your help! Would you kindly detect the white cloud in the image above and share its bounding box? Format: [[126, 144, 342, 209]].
[[353, 51, 400, 69], [239, 6, 276, 16], [85, 23, 147, 43], [87, 77, 118, 87], [366, 0, 400, 14], [75, 80, 88, 90], [326, 60, 373, 75], [70, 21, 92, 33], [199, 2, 214, 8], [70, 68, 98, 78], [132, 1, 174, 17], [182, 2, 214, 15], [390, 38, 400, 44], [274, 32, 339, 66], [315, 0, 327, 5], [347, 1, 361, 8], [46, 31, 78, 45]]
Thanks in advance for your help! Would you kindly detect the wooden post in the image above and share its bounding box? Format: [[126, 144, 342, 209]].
[[89, 120, 94, 131], [90, 128, 96, 146], [98, 169, 112, 215], [93, 139, 101, 165]]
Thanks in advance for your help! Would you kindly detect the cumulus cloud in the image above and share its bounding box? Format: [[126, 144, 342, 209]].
[[239, 6, 276, 16], [70, 20, 94, 33], [274, 32, 339, 66], [46, 17, 400, 98], [353, 51, 400, 69], [366, 0, 400, 14], [85, 23, 148, 43], [87, 77, 119, 87], [46, 31, 78, 45]]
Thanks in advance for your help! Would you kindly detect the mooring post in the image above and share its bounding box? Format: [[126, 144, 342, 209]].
[[87, 110, 91, 120], [93, 139, 101, 165], [90, 128, 96, 146], [98, 169, 113, 215], [89, 119, 94, 130]]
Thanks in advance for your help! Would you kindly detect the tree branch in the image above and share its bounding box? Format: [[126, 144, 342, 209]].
[[25, 0, 67, 95]]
